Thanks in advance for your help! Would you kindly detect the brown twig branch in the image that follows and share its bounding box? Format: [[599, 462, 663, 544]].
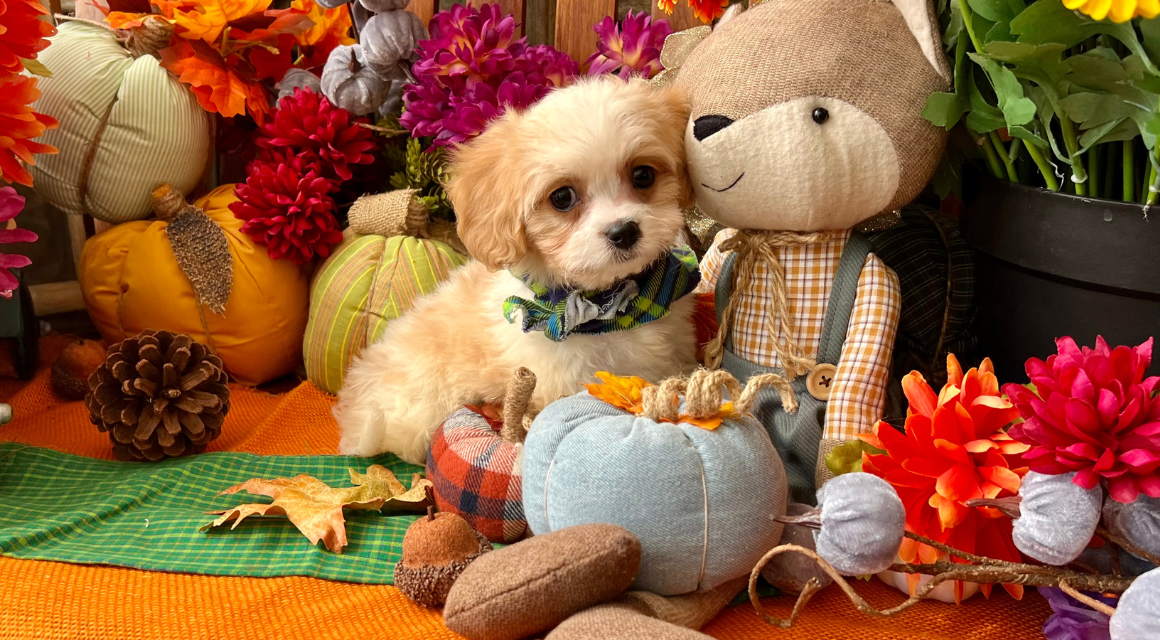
[[1097, 526, 1160, 567], [1059, 580, 1118, 617], [358, 122, 409, 136]]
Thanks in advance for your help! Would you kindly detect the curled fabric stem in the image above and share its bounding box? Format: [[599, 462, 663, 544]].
[[640, 368, 798, 423]]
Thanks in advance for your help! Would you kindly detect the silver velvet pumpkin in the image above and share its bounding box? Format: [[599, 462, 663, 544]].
[[1011, 471, 1103, 566], [277, 68, 322, 103], [362, 10, 427, 77], [314, 0, 351, 8], [1110, 566, 1160, 640], [813, 473, 905, 576], [358, 0, 411, 12], [1103, 494, 1160, 561], [322, 44, 393, 116]]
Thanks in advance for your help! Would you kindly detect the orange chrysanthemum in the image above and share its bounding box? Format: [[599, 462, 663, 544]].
[[689, 0, 729, 23], [860, 355, 1030, 602], [0, 73, 58, 187], [657, 0, 677, 15], [0, 0, 56, 73]]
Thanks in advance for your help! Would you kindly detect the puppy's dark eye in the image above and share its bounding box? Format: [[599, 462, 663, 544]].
[[812, 108, 829, 125], [632, 166, 656, 190], [549, 187, 579, 212]]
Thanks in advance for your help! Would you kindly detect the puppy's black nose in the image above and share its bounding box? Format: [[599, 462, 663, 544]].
[[605, 221, 641, 250], [693, 115, 735, 141]]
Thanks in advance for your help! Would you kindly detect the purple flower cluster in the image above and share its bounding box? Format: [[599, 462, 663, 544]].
[[585, 10, 671, 80], [1040, 587, 1115, 640], [401, 3, 578, 146]]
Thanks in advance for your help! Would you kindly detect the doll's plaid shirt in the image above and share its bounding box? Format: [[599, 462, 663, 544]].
[[698, 228, 901, 442]]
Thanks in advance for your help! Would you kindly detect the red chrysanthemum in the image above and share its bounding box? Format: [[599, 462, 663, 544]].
[[0, 0, 55, 73], [1004, 337, 1160, 504], [0, 73, 58, 187], [586, 10, 671, 80], [229, 149, 343, 265], [0, 186, 37, 297], [861, 355, 1029, 602], [254, 87, 376, 182]]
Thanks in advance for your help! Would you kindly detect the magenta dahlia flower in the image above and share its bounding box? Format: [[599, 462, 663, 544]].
[[230, 149, 343, 265], [0, 186, 36, 298], [1004, 336, 1160, 504], [401, 3, 577, 146], [586, 10, 671, 80], [255, 88, 376, 183]]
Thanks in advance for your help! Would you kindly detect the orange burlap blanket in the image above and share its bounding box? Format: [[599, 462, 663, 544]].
[[0, 336, 1051, 640]]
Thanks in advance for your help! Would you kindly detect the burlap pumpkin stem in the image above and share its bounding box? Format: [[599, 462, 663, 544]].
[[153, 184, 234, 315], [85, 330, 230, 461], [347, 189, 467, 255]]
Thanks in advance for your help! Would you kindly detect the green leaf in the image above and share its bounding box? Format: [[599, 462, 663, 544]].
[[1141, 15, 1160, 65], [1008, 124, 1049, 148], [923, 92, 969, 129], [19, 58, 50, 77], [1077, 118, 1136, 149], [972, 55, 1037, 126], [966, 69, 1006, 133], [825, 439, 883, 477], [967, 0, 1012, 23], [1010, 0, 1159, 75]]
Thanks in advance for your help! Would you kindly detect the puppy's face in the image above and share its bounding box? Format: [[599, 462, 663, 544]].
[[447, 77, 692, 291]]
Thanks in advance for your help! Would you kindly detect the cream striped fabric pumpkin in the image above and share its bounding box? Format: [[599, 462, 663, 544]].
[[304, 232, 467, 394], [30, 21, 211, 223]]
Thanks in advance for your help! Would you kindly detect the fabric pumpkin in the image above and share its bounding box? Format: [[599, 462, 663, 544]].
[[29, 21, 211, 224], [427, 407, 526, 544], [522, 392, 788, 596], [78, 185, 310, 386], [303, 191, 466, 394]]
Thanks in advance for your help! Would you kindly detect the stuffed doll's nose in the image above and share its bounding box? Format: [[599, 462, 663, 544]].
[[693, 115, 735, 141]]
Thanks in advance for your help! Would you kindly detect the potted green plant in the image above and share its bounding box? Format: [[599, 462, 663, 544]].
[[925, 0, 1160, 380]]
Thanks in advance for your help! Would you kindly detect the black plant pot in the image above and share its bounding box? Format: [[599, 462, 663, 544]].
[[961, 174, 1160, 384]]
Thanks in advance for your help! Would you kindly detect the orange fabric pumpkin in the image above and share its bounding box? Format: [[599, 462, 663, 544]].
[[78, 185, 311, 386]]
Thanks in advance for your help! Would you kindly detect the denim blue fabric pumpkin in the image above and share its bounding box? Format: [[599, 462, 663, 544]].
[[522, 391, 788, 596]]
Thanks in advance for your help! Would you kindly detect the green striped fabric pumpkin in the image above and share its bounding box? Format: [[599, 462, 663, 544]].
[[30, 21, 211, 224], [305, 233, 467, 394]]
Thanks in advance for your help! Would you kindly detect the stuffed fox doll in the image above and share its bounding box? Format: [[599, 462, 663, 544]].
[[677, 0, 950, 504]]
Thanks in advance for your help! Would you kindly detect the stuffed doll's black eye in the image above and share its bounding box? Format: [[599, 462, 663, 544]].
[[812, 108, 830, 124], [549, 187, 579, 212], [632, 166, 656, 189]]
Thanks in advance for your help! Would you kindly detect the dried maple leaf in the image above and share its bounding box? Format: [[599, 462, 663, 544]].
[[170, 0, 273, 43], [201, 466, 433, 553]]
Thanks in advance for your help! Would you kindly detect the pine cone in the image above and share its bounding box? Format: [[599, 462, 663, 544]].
[[85, 330, 230, 461]]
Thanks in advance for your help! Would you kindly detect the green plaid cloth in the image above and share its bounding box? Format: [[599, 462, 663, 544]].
[[503, 247, 701, 342], [0, 443, 426, 584]]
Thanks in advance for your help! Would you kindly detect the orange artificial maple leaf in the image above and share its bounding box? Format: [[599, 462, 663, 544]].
[[159, 38, 272, 122], [169, 0, 273, 43], [202, 466, 434, 553], [583, 371, 737, 430], [291, 0, 354, 47]]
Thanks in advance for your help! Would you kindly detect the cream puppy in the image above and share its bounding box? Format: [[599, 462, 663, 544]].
[[335, 77, 699, 464]]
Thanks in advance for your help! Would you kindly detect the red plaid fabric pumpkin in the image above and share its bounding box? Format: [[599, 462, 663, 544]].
[[426, 406, 527, 544]]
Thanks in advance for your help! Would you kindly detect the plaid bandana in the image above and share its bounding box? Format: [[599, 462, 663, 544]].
[[503, 247, 701, 342]]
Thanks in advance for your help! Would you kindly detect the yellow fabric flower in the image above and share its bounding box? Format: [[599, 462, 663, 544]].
[[1063, 0, 1160, 23]]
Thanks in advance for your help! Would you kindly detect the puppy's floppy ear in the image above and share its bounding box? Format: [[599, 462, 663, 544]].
[[446, 117, 529, 271], [655, 84, 696, 210]]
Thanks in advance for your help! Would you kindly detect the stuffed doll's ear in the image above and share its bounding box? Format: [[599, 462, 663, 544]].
[[889, 0, 950, 81]]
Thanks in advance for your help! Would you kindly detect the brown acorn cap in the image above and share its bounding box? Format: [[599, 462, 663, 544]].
[[401, 510, 486, 568], [52, 339, 107, 400]]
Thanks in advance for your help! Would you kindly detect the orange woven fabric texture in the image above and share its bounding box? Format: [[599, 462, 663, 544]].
[[0, 336, 1051, 640]]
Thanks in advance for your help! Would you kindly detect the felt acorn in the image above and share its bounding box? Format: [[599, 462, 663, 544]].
[[52, 339, 108, 400], [778, 473, 906, 576], [321, 44, 392, 117], [395, 507, 493, 608]]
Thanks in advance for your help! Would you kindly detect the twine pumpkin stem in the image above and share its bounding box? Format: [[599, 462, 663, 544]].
[[640, 369, 798, 423], [501, 367, 537, 444]]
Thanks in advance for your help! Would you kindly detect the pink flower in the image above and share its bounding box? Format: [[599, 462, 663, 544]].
[[586, 10, 672, 80], [437, 72, 549, 145], [413, 3, 524, 85], [1004, 336, 1160, 504], [0, 186, 37, 298], [526, 44, 579, 87]]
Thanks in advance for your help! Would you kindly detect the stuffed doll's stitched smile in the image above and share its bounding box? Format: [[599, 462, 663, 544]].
[[703, 173, 745, 193]]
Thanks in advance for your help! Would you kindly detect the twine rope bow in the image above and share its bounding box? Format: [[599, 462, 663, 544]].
[[704, 230, 830, 378], [640, 369, 798, 423]]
